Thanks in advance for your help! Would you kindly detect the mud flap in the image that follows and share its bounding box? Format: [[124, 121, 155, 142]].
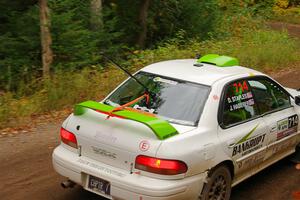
[[290, 144, 300, 163], [198, 171, 210, 200]]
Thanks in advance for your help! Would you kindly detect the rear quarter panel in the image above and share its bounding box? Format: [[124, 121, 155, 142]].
[[155, 82, 231, 177]]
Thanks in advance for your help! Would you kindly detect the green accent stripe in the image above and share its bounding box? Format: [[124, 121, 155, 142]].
[[197, 54, 239, 67], [74, 101, 178, 140], [236, 124, 260, 144]]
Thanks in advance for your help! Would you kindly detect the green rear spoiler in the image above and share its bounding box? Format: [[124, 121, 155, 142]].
[[74, 101, 178, 140]]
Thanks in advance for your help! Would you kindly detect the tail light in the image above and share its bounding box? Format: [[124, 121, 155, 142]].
[[60, 127, 78, 149], [135, 155, 187, 175]]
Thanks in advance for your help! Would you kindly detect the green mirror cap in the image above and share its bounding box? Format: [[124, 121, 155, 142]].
[[197, 54, 239, 67], [74, 101, 178, 140]]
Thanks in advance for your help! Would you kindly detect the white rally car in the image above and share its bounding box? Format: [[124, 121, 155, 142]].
[[52, 54, 300, 200]]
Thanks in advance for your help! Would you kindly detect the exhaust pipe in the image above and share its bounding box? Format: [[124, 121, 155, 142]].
[[61, 180, 76, 189]]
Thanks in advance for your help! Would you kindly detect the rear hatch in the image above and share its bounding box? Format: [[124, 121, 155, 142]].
[[66, 108, 167, 172]]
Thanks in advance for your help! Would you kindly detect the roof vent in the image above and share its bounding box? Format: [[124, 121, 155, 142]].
[[197, 54, 239, 67]]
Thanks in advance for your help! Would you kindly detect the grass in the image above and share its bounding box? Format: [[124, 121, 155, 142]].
[[0, 28, 300, 129], [130, 29, 300, 70], [0, 68, 127, 128]]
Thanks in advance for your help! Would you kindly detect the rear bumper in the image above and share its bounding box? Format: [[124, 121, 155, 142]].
[[52, 145, 207, 200]]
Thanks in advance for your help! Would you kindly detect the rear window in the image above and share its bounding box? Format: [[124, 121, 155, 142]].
[[105, 72, 210, 126]]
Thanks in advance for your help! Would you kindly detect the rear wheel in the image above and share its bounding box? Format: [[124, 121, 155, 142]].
[[200, 165, 232, 200]]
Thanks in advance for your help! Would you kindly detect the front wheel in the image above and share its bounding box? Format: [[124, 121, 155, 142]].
[[200, 165, 232, 200]]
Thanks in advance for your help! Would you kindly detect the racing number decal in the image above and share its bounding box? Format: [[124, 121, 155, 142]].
[[226, 80, 254, 111], [289, 115, 298, 128], [277, 114, 298, 140], [233, 81, 249, 93]]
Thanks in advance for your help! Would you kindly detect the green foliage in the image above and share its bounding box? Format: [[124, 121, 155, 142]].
[[272, 6, 300, 24], [146, 0, 219, 44], [0, 0, 276, 93], [49, 0, 96, 68], [114, 0, 219, 46], [113, 0, 140, 45], [50, 0, 123, 69], [1, 0, 300, 129], [0, 0, 124, 92], [219, 0, 275, 17], [0, 4, 40, 91], [1, 27, 299, 128]]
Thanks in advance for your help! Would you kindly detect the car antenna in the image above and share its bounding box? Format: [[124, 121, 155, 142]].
[[100, 53, 151, 95]]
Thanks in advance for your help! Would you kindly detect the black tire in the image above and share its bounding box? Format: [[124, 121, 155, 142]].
[[200, 165, 232, 200]]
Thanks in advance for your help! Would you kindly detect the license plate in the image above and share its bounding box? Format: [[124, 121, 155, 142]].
[[88, 175, 110, 196]]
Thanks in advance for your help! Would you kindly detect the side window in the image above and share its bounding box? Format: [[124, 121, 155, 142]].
[[222, 80, 259, 127], [248, 78, 290, 114]]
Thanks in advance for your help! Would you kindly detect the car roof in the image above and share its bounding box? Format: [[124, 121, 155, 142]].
[[141, 59, 264, 86]]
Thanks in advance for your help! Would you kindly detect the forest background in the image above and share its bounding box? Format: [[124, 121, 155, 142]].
[[1, 0, 300, 129]]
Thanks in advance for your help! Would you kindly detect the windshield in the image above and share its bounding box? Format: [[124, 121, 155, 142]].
[[105, 72, 210, 126]]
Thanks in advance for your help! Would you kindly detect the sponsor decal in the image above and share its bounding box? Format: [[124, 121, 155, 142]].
[[236, 124, 259, 144], [277, 114, 298, 140], [230, 98, 255, 111], [270, 125, 277, 133], [91, 146, 117, 159], [272, 139, 297, 154], [227, 91, 253, 104], [232, 134, 266, 157], [133, 104, 155, 113], [153, 77, 178, 85], [237, 151, 265, 170], [139, 140, 150, 151], [226, 88, 254, 112], [231, 124, 265, 157]]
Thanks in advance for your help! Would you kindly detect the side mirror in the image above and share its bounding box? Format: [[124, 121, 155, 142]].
[[295, 95, 300, 106]]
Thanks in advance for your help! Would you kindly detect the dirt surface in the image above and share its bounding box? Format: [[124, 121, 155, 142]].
[[0, 69, 299, 200], [268, 21, 300, 38]]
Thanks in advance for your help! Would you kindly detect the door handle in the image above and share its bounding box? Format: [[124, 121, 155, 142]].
[[228, 143, 235, 148], [226, 139, 236, 148]]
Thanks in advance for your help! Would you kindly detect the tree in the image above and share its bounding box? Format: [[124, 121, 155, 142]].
[[39, 0, 53, 77], [90, 0, 103, 30], [136, 0, 151, 48]]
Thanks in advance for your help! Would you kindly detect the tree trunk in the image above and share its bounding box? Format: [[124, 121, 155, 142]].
[[39, 0, 53, 77], [136, 0, 151, 48], [90, 0, 103, 30], [7, 65, 11, 91]]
